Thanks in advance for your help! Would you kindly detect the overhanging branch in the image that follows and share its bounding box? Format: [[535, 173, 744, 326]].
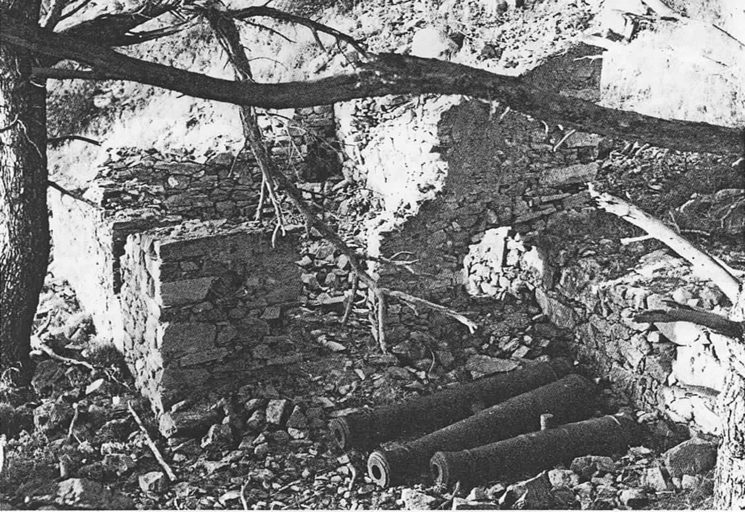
[[3, 14, 742, 156]]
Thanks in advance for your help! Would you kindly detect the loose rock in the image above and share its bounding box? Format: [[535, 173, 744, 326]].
[[643, 466, 674, 492], [139, 471, 168, 493], [265, 399, 289, 426], [501, 471, 553, 509], [401, 488, 439, 510], [663, 438, 717, 478], [619, 488, 649, 508]]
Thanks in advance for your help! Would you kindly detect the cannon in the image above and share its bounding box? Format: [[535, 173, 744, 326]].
[[329, 358, 573, 450], [430, 414, 638, 488], [366, 373, 595, 487]]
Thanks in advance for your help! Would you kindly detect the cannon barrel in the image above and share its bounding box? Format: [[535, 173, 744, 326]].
[[367, 373, 594, 487], [330, 358, 572, 450], [430, 414, 638, 488]]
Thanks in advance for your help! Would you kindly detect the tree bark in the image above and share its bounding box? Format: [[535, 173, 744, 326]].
[[2, 15, 742, 156], [715, 370, 745, 508], [0, 0, 48, 382]]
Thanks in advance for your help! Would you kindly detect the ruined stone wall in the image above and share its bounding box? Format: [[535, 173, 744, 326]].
[[369, 99, 600, 341], [50, 106, 337, 434], [351, 92, 731, 434], [119, 221, 301, 434]]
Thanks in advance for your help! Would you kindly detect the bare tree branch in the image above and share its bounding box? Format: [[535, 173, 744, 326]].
[[225, 5, 368, 56], [635, 307, 744, 339], [47, 134, 101, 146], [4, 15, 742, 156], [57, 0, 94, 24], [47, 180, 100, 208], [31, 66, 103, 80], [112, 17, 196, 46], [56, 1, 179, 47], [41, 0, 66, 30]]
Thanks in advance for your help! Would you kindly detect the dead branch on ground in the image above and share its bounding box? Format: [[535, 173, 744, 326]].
[[385, 289, 479, 334], [30, 335, 96, 372], [341, 273, 359, 326], [41, 0, 66, 30], [589, 184, 745, 322], [128, 402, 177, 481], [635, 306, 744, 340]]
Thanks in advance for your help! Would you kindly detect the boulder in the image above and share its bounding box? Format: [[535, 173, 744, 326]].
[[663, 438, 717, 478]]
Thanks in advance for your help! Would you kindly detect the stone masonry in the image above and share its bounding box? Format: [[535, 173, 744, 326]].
[[50, 106, 336, 434], [119, 221, 300, 435], [337, 65, 738, 435]]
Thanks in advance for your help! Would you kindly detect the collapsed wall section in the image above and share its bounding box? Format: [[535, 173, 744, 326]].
[[368, 98, 601, 343], [352, 84, 739, 434]]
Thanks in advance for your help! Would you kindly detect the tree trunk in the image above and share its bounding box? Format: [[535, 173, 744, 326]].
[[715, 369, 745, 508], [0, 0, 47, 383]]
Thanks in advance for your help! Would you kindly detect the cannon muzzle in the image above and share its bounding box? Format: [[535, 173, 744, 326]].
[[367, 373, 594, 487]]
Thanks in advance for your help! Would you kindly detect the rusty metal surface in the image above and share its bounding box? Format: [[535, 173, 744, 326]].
[[431, 414, 638, 488], [329, 358, 573, 451], [366, 373, 595, 487]]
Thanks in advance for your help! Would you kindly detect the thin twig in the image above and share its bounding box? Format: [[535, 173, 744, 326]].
[[66, 403, 80, 442], [34, 341, 96, 372], [117, 18, 195, 46], [255, 174, 268, 221], [227, 6, 368, 56], [553, 128, 576, 152], [375, 289, 387, 351], [385, 289, 478, 333], [58, 0, 94, 24], [0, 434, 6, 476], [0, 115, 18, 132], [620, 234, 653, 245], [341, 273, 359, 325], [240, 479, 250, 510], [128, 401, 177, 482], [48, 135, 101, 146], [48, 180, 100, 208]]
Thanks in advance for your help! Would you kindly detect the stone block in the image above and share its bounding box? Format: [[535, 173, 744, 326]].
[[535, 288, 579, 329], [160, 322, 217, 357], [180, 348, 230, 367], [539, 162, 598, 187], [159, 277, 216, 307], [642, 466, 674, 491]]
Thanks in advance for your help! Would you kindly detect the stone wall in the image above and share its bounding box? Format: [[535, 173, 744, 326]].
[[369, 99, 601, 339], [347, 90, 735, 435], [119, 221, 301, 435], [471, 229, 727, 435], [50, 107, 337, 435]]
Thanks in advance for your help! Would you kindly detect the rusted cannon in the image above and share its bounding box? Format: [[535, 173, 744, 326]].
[[366, 373, 594, 487], [430, 414, 638, 488], [329, 358, 573, 450]]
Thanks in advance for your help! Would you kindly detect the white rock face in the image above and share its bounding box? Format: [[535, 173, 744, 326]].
[[410, 27, 457, 60]]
